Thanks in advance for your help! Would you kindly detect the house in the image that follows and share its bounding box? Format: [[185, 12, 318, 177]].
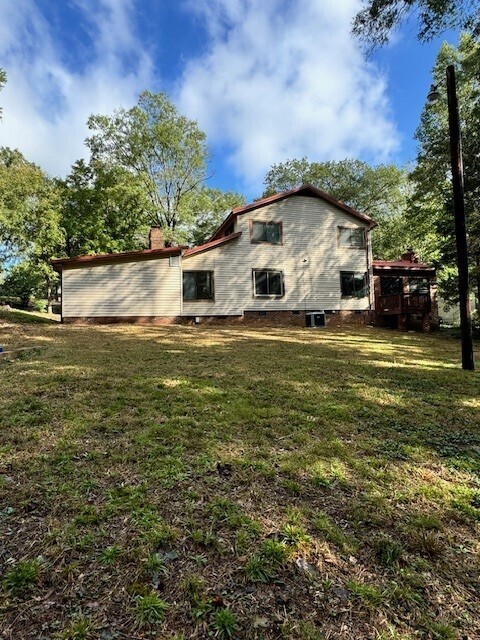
[[52, 185, 378, 326], [372, 251, 439, 331], [52, 184, 438, 331]]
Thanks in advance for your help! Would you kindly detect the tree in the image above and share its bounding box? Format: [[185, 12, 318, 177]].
[[87, 91, 209, 245], [408, 34, 480, 311], [0, 148, 63, 311], [352, 0, 480, 49], [60, 159, 154, 256], [0, 68, 6, 120], [263, 157, 411, 258], [1, 261, 46, 309], [181, 187, 245, 246]]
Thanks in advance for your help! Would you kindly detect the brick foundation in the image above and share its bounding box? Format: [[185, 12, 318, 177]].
[[180, 310, 370, 327], [62, 316, 182, 325], [63, 311, 371, 327]]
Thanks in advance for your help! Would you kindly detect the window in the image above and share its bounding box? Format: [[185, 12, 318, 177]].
[[338, 227, 366, 249], [340, 272, 367, 298], [183, 271, 214, 301], [253, 269, 284, 297], [251, 221, 282, 244], [409, 278, 429, 295], [380, 276, 402, 296]]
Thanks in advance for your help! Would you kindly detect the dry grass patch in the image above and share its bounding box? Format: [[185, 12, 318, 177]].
[[0, 312, 479, 639]]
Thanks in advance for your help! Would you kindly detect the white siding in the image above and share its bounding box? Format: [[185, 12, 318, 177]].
[[183, 195, 372, 316], [62, 257, 181, 317]]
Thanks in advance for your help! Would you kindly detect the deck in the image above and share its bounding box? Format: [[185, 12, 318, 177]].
[[378, 293, 431, 316]]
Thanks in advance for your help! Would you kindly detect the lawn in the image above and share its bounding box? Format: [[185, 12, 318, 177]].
[[0, 312, 479, 640]]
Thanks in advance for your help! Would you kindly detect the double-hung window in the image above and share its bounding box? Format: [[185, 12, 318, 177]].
[[251, 221, 282, 244], [340, 272, 367, 298], [253, 269, 284, 297], [183, 271, 214, 301], [338, 226, 366, 249]]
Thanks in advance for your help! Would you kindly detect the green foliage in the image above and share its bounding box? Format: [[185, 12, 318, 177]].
[[347, 580, 385, 607], [3, 559, 41, 595], [1, 261, 47, 308], [0, 68, 6, 120], [87, 91, 209, 244], [210, 608, 239, 638], [60, 159, 152, 256], [58, 614, 95, 640], [182, 187, 245, 246], [372, 535, 404, 566], [409, 34, 480, 310], [352, 0, 479, 48], [134, 592, 169, 624], [263, 157, 411, 259]]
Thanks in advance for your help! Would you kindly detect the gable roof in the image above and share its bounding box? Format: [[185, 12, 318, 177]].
[[209, 184, 377, 241], [51, 246, 185, 270], [184, 232, 242, 258]]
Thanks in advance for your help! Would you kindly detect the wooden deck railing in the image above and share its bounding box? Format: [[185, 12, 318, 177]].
[[378, 293, 431, 315]]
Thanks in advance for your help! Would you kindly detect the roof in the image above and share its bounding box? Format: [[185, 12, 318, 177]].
[[373, 259, 435, 273], [51, 246, 185, 269], [184, 232, 242, 258], [209, 184, 377, 241]]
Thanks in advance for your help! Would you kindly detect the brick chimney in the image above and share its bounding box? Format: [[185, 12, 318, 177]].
[[149, 227, 165, 250], [401, 248, 418, 263]]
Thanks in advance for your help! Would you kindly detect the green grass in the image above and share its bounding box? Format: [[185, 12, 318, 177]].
[[0, 319, 479, 638]]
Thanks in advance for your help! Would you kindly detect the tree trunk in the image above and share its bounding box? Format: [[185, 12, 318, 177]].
[[46, 279, 53, 314]]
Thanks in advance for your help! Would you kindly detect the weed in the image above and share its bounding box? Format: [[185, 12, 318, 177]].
[[134, 592, 169, 625], [210, 608, 239, 638], [3, 559, 41, 595], [347, 580, 385, 608], [100, 545, 122, 565], [190, 528, 218, 547], [261, 538, 289, 563], [245, 554, 277, 583], [57, 614, 95, 639], [372, 535, 403, 566], [281, 524, 311, 547], [182, 574, 205, 602], [314, 512, 357, 553]]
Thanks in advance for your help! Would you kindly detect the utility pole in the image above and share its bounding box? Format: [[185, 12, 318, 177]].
[[446, 65, 475, 370]]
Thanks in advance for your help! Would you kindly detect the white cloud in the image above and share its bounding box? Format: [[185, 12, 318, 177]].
[[177, 0, 399, 191], [0, 0, 153, 177]]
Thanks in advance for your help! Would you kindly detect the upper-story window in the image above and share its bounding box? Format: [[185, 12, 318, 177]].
[[338, 226, 365, 249], [251, 221, 282, 244]]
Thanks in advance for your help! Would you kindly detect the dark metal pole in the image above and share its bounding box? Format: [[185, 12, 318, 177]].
[[446, 64, 475, 370]]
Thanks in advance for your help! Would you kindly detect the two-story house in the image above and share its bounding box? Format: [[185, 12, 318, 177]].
[[52, 184, 377, 325]]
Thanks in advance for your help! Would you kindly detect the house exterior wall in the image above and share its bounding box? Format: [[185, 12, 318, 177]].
[[183, 195, 372, 317], [61, 257, 182, 318]]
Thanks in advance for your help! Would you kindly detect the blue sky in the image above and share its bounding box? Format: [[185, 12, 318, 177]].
[[0, 0, 459, 200]]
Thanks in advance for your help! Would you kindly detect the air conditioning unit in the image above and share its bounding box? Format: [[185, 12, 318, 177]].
[[305, 311, 326, 328]]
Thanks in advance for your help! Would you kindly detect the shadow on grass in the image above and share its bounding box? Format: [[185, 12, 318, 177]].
[[0, 308, 59, 324], [1, 319, 479, 639]]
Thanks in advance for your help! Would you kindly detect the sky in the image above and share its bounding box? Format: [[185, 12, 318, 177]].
[[0, 0, 460, 200]]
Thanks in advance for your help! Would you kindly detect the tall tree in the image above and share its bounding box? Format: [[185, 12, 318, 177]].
[[181, 187, 245, 246], [263, 158, 411, 258], [352, 0, 479, 49], [409, 33, 480, 311], [0, 148, 63, 310], [60, 159, 154, 256], [87, 91, 209, 245], [0, 68, 6, 120]]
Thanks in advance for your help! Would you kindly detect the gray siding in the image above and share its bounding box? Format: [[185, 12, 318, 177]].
[[183, 195, 372, 316], [62, 257, 182, 317]]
